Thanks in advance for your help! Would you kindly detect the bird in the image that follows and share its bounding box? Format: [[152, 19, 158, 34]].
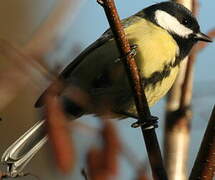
[[35, 1, 211, 118], [1, 1, 212, 175]]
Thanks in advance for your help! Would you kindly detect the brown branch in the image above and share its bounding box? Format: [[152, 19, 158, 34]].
[[179, 0, 200, 109], [164, 1, 194, 179], [189, 106, 215, 180], [98, 0, 167, 179], [179, 50, 196, 110], [192, 0, 199, 16], [178, 0, 200, 112]]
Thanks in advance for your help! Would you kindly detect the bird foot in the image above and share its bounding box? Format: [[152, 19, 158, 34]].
[[115, 44, 138, 63], [131, 116, 158, 130]]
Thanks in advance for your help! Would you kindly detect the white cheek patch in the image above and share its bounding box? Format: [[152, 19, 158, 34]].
[[155, 10, 193, 38]]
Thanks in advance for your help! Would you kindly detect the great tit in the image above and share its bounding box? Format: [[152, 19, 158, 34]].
[[36, 1, 212, 118], [1, 1, 212, 175]]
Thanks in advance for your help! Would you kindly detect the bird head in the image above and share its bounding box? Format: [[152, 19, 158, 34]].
[[143, 1, 212, 43]]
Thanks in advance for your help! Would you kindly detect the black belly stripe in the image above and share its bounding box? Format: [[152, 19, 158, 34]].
[[142, 58, 181, 88], [91, 55, 181, 91]]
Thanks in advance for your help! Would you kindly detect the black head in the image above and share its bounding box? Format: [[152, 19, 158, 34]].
[[136, 1, 212, 60]]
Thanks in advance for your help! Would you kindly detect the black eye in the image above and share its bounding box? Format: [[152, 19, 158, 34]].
[[182, 18, 190, 25]]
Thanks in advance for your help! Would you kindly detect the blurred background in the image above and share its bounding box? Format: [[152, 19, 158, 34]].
[[0, 0, 214, 179]]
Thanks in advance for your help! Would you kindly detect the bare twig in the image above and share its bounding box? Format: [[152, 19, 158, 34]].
[[98, 0, 167, 179], [192, 0, 199, 16], [179, 0, 201, 109], [189, 106, 215, 180], [164, 1, 193, 180], [164, 0, 214, 177]]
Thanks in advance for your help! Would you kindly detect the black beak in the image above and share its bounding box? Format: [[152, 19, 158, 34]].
[[194, 32, 213, 42]]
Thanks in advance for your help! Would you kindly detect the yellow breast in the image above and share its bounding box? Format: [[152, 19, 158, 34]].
[[125, 17, 180, 107]]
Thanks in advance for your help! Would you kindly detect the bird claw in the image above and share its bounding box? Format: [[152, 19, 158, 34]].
[[131, 116, 158, 129], [129, 44, 138, 57], [115, 44, 138, 63]]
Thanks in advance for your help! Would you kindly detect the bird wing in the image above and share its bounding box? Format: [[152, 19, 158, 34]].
[[35, 14, 141, 107], [59, 15, 138, 79], [60, 30, 113, 79], [35, 30, 113, 107]]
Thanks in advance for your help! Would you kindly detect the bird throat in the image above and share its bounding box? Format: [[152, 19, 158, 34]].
[[171, 33, 196, 60]]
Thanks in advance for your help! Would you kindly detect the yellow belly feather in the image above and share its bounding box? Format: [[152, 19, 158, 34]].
[[125, 18, 179, 107]]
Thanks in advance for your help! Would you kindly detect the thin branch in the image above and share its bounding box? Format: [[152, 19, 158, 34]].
[[98, 0, 168, 179], [178, 0, 200, 109], [164, 1, 194, 179], [192, 0, 199, 16], [179, 50, 196, 109], [189, 106, 215, 180], [164, 25, 215, 179]]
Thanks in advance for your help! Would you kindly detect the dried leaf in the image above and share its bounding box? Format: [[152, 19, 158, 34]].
[[102, 120, 121, 175], [45, 84, 75, 173]]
